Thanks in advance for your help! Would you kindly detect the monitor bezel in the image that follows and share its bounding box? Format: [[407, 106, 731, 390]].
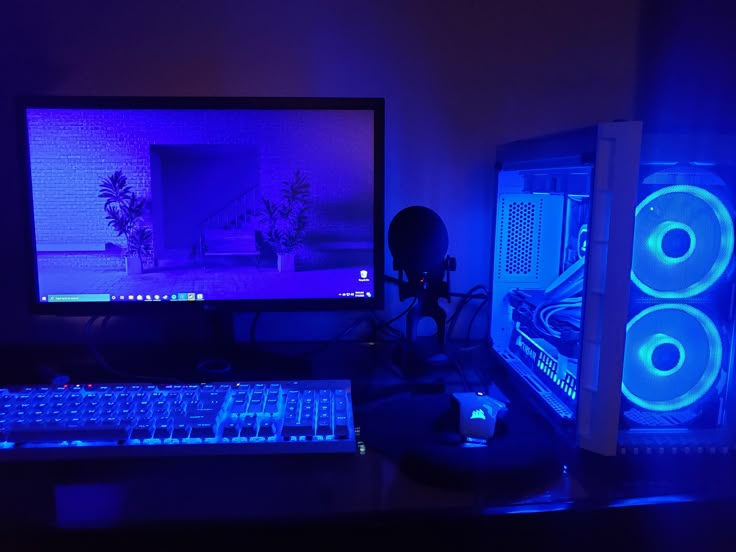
[[18, 95, 385, 315]]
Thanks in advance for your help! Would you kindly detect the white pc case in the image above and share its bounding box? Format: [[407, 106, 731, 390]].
[[492, 122, 736, 455]]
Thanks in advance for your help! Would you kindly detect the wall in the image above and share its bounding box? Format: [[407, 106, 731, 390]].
[[635, 0, 736, 133], [0, 0, 639, 345]]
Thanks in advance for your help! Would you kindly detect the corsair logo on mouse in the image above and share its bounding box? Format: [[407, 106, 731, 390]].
[[470, 408, 487, 421]]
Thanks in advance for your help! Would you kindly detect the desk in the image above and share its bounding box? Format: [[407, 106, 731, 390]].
[[1, 342, 736, 548]]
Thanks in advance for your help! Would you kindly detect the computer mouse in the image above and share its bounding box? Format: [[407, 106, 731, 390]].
[[452, 391, 508, 442]]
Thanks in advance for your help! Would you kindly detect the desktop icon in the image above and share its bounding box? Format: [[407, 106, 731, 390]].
[[163, 295, 169, 300], [196, 293, 204, 301], [136, 295, 143, 301], [171, 294, 177, 300], [111, 295, 116, 300], [187, 293, 195, 301], [360, 270, 368, 279], [154, 295, 160, 300], [128, 295, 134, 301], [145, 294, 152, 301], [41, 296, 47, 301]]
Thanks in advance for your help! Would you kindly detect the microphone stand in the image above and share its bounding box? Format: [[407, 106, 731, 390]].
[[393, 256, 456, 374]]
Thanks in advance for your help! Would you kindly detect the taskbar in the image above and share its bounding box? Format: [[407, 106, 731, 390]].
[[41, 292, 205, 303], [42, 290, 375, 303], [337, 290, 373, 298]]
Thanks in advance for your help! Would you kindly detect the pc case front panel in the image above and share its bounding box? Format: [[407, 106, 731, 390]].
[[618, 136, 736, 453]]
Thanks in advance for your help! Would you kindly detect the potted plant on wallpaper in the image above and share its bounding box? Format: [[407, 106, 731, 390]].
[[99, 170, 153, 275], [259, 169, 310, 272]]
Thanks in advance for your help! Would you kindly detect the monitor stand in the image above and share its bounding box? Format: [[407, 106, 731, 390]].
[[196, 309, 311, 381], [197, 308, 237, 376]]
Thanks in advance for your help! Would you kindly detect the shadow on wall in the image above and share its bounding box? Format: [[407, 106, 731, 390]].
[[635, 0, 736, 133], [0, 4, 70, 345]]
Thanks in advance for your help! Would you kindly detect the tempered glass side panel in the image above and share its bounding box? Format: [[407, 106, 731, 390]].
[[491, 165, 592, 423], [620, 142, 736, 452]]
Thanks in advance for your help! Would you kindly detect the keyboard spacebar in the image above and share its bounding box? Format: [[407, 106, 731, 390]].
[[8, 423, 131, 443]]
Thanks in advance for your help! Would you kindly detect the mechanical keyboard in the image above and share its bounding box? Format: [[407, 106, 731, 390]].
[[0, 380, 356, 460]]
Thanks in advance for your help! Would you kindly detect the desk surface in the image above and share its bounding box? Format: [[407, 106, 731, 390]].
[[1, 341, 736, 547]]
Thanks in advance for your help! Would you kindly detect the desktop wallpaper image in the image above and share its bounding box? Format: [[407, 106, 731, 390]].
[[27, 107, 376, 303]]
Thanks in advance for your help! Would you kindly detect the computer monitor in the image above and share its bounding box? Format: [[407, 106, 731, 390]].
[[18, 96, 384, 315]]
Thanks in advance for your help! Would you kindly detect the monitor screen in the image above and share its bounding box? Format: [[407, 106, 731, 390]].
[[19, 96, 384, 314]]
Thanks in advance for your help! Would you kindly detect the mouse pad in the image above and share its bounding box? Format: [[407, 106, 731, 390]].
[[357, 392, 563, 493]]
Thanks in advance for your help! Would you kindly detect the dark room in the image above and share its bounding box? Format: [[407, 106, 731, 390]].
[[2, 0, 736, 549]]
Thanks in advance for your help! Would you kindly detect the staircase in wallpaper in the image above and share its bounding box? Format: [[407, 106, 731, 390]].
[[200, 185, 260, 259]]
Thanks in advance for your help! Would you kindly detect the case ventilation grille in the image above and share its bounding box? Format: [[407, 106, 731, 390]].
[[500, 199, 538, 277]]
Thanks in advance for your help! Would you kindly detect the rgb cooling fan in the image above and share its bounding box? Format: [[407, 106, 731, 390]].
[[624, 166, 734, 417], [622, 303, 723, 412], [630, 183, 734, 299]]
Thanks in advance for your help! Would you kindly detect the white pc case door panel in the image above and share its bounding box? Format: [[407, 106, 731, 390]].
[[577, 121, 643, 455]]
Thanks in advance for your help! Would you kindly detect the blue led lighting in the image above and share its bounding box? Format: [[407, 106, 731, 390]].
[[577, 223, 588, 258], [623, 304, 721, 411], [483, 501, 573, 516], [631, 185, 734, 298], [638, 333, 686, 376], [647, 221, 696, 265], [608, 494, 694, 509]]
